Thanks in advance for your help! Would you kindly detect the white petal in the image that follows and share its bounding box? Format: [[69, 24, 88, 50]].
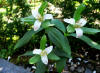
[[78, 18, 87, 27], [33, 20, 41, 31], [41, 55, 48, 65], [75, 28, 83, 38], [44, 14, 53, 20], [93, 71, 96, 73], [64, 18, 75, 25], [68, 58, 72, 63], [45, 46, 53, 54], [31, 9, 41, 19], [33, 49, 42, 55]]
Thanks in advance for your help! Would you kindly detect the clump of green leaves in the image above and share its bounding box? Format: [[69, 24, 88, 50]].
[[14, 2, 100, 73]]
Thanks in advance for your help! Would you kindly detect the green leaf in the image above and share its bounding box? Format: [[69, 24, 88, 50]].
[[21, 15, 35, 24], [71, 34, 100, 50], [41, 20, 54, 28], [73, 3, 86, 21], [54, 49, 68, 57], [48, 52, 60, 61], [56, 58, 66, 73], [40, 35, 47, 50], [35, 61, 46, 73], [51, 19, 66, 33], [67, 25, 75, 33], [46, 27, 71, 58], [39, 1, 48, 16], [20, 51, 33, 56], [14, 28, 43, 49], [29, 55, 40, 64], [82, 27, 100, 34]]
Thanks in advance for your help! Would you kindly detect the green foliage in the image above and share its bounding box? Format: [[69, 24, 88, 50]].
[[35, 61, 46, 73], [21, 15, 36, 24], [73, 3, 86, 21], [48, 52, 60, 61], [46, 27, 71, 58], [40, 35, 47, 49], [67, 25, 75, 33], [39, 1, 48, 16], [56, 58, 66, 73], [41, 20, 54, 28], [14, 28, 43, 50], [20, 51, 33, 56], [71, 34, 100, 50], [82, 27, 100, 34], [51, 19, 66, 33], [29, 55, 40, 64], [1, 0, 100, 73]]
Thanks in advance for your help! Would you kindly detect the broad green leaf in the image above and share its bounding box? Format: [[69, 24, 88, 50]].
[[51, 19, 66, 33], [48, 52, 60, 61], [39, 2, 48, 16], [20, 51, 33, 56], [71, 34, 100, 50], [82, 27, 100, 34], [46, 27, 71, 58], [40, 35, 47, 50], [29, 55, 40, 64], [56, 58, 66, 73], [73, 3, 86, 21], [14, 28, 43, 49], [54, 49, 68, 57], [41, 20, 54, 28], [35, 61, 46, 73], [21, 15, 35, 24], [67, 25, 75, 33]]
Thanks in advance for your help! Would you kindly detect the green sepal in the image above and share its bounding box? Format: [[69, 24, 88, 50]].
[[42, 20, 54, 29], [21, 15, 35, 24], [40, 35, 47, 50], [67, 25, 75, 33], [39, 1, 48, 16], [29, 55, 40, 64], [73, 3, 86, 22], [48, 52, 60, 61]]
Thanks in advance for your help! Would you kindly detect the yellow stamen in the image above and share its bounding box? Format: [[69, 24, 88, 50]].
[[40, 50, 47, 56]]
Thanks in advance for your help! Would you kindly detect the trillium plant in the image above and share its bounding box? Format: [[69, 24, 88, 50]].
[[64, 18, 87, 38], [14, 2, 100, 73]]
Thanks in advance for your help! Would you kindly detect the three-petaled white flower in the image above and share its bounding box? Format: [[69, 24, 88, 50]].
[[33, 46, 53, 65], [32, 8, 53, 31], [64, 18, 87, 38]]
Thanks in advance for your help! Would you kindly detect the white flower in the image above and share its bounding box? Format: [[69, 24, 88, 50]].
[[93, 70, 96, 73], [64, 18, 87, 38], [32, 8, 53, 31], [68, 58, 72, 63], [33, 46, 53, 65]]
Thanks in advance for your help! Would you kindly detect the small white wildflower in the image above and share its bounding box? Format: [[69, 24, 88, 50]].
[[33, 46, 53, 65], [32, 8, 53, 31], [64, 18, 87, 38]]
